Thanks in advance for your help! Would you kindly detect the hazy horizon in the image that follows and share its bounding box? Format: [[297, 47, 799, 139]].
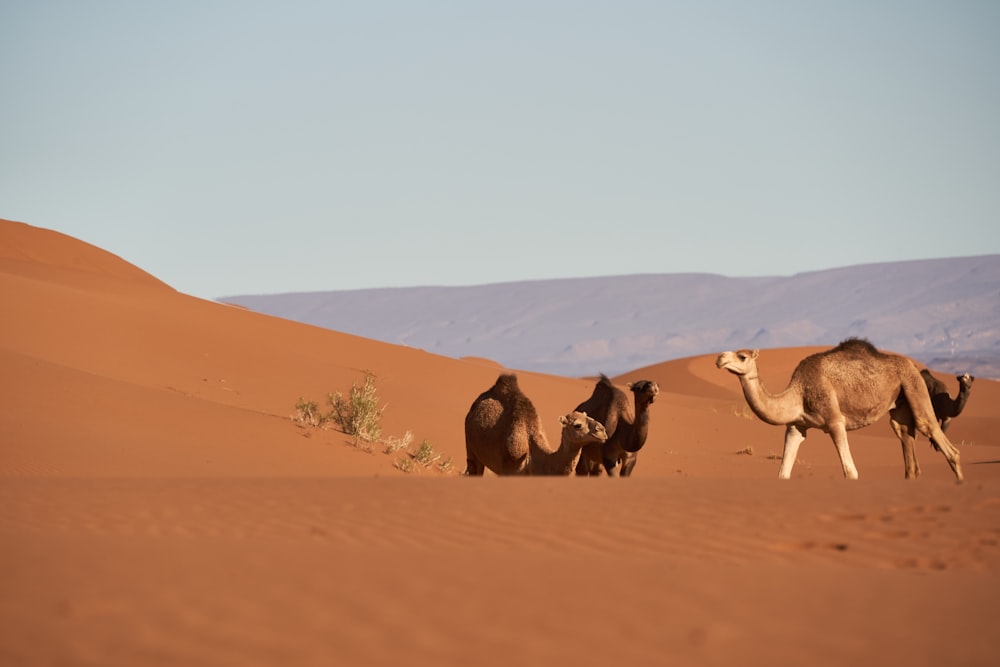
[[3, 1, 998, 299]]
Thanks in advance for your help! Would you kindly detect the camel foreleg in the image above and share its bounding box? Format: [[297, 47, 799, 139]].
[[619, 452, 638, 477], [778, 425, 807, 479]]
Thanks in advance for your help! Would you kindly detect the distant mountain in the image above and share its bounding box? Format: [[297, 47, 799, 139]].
[[221, 255, 1000, 379]]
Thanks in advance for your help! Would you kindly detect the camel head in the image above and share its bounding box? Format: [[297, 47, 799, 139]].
[[715, 349, 759, 376], [627, 380, 660, 404], [559, 411, 608, 444], [958, 373, 975, 389]]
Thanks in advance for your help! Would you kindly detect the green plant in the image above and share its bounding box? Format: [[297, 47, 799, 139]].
[[328, 371, 386, 444], [293, 378, 455, 475], [294, 398, 323, 427], [413, 440, 438, 466]]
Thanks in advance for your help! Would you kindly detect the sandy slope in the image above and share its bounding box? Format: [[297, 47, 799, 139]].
[[2, 219, 999, 666]]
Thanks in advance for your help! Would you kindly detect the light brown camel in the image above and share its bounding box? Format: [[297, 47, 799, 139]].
[[464, 374, 608, 476], [889, 370, 975, 478], [715, 338, 963, 481], [574, 375, 659, 477]]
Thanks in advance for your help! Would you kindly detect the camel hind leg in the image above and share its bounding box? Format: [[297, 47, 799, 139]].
[[827, 422, 860, 480], [889, 403, 921, 479], [901, 367, 964, 482], [921, 419, 963, 482]]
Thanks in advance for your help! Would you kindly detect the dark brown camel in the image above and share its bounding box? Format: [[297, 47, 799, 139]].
[[574, 375, 659, 477], [464, 373, 608, 476]]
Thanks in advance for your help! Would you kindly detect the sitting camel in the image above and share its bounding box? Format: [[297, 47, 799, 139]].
[[464, 373, 608, 476], [889, 370, 975, 478], [715, 338, 963, 481], [574, 375, 659, 477]]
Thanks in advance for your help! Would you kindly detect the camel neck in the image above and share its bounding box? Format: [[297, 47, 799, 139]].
[[737, 373, 801, 426]]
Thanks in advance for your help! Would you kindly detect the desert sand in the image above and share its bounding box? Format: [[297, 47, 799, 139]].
[[2, 218, 998, 666]]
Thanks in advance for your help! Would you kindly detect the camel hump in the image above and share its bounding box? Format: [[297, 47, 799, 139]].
[[920, 368, 949, 396], [833, 337, 880, 355], [492, 373, 520, 394]]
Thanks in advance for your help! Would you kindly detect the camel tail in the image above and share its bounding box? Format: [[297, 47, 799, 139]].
[[899, 361, 964, 482]]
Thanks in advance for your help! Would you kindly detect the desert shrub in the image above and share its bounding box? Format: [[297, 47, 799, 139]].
[[328, 371, 386, 443], [294, 398, 324, 427], [413, 440, 438, 466], [383, 431, 413, 454], [393, 457, 415, 473], [393, 440, 453, 474], [293, 377, 456, 475]]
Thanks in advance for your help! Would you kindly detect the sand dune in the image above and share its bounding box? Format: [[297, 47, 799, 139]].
[[2, 218, 999, 666]]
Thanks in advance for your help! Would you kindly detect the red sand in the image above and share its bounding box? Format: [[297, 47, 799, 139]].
[[2, 218, 999, 666]]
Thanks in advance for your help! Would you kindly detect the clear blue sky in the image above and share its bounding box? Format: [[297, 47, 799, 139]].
[[2, 1, 998, 299]]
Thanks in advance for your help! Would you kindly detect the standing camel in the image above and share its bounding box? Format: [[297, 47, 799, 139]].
[[574, 375, 659, 477], [925, 371, 975, 432], [889, 370, 975, 478], [464, 373, 608, 476], [715, 338, 963, 481]]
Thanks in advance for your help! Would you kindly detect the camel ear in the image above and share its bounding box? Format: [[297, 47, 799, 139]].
[[751, 349, 760, 359], [559, 415, 569, 426], [625, 382, 633, 389]]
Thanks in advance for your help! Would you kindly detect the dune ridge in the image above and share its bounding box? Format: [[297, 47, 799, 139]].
[[2, 218, 999, 666]]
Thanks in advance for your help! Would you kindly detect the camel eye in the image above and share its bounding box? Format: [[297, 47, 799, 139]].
[[574, 422, 584, 430], [738, 353, 747, 361]]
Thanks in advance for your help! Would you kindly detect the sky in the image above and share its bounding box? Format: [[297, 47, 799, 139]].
[[2, 1, 999, 300]]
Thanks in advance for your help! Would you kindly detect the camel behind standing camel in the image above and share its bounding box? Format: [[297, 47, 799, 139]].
[[924, 370, 975, 432], [889, 370, 975, 478], [715, 338, 963, 481], [574, 375, 659, 477], [464, 373, 608, 476]]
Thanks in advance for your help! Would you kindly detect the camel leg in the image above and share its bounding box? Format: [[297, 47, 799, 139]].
[[902, 369, 963, 481], [465, 452, 485, 476], [828, 422, 859, 480], [602, 457, 620, 477], [889, 405, 921, 480], [620, 452, 638, 477], [777, 425, 806, 479], [923, 423, 964, 482], [889, 417, 921, 480]]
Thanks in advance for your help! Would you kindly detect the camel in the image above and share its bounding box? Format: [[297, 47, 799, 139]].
[[574, 375, 659, 477], [464, 373, 608, 476], [889, 370, 975, 478], [925, 370, 975, 432], [715, 338, 963, 481]]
